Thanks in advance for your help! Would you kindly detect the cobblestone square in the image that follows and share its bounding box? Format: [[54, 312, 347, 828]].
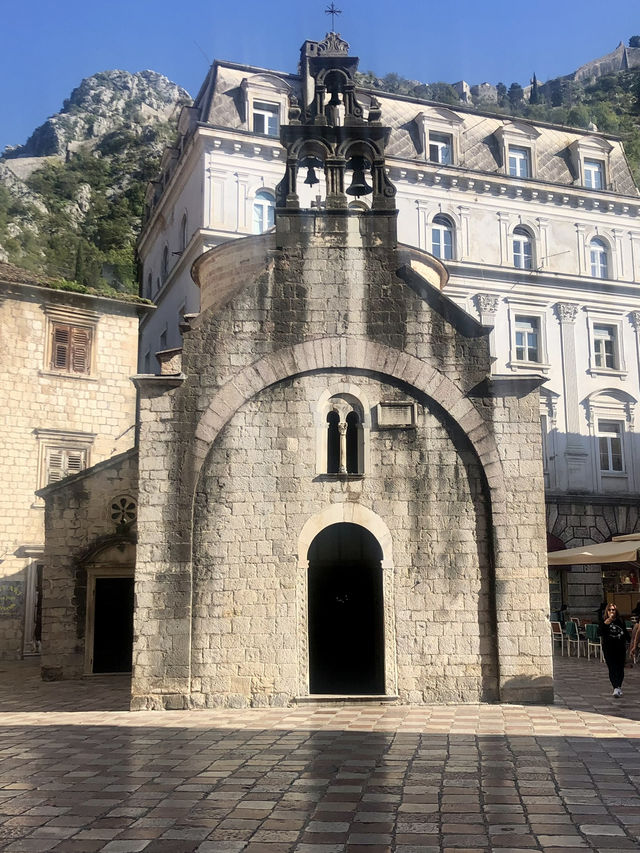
[[0, 657, 639, 852]]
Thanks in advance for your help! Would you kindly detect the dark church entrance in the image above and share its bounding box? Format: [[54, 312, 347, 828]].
[[307, 523, 384, 694], [92, 576, 134, 673]]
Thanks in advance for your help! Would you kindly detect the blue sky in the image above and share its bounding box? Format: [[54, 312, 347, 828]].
[[1, 0, 639, 152]]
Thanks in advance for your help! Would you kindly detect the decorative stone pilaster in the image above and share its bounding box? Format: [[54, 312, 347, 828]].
[[475, 293, 500, 362], [555, 302, 588, 491]]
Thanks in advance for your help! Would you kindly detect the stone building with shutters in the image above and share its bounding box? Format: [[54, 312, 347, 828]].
[[40, 33, 553, 707], [0, 262, 149, 659]]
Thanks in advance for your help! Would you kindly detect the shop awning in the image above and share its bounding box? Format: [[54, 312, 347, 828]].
[[547, 533, 640, 566]]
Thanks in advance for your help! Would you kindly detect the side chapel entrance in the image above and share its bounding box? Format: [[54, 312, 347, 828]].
[[307, 523, 384, 694], [85, 563, 134, 674]]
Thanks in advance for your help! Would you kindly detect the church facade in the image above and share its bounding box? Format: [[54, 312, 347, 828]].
[[40, 33, 552, 707]]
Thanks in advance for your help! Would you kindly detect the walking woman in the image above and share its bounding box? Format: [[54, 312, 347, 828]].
[[598, 603, 630, 697]]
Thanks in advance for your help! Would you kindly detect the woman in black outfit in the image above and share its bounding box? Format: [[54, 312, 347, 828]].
[[599, 603, 630, 697]]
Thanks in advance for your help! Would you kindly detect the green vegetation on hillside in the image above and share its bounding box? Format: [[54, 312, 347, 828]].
[[356, 63, 640, 185], [0, 122, 177, 295]]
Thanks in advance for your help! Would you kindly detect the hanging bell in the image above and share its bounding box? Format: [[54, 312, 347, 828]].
[[304, 165, 319, 186], [346, 156, 372, 197], [327, 89, 341, 108]]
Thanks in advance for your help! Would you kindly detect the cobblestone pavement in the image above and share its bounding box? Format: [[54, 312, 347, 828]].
[[0, 656, 639, 853]]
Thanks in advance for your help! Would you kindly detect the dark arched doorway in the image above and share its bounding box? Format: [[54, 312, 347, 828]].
[[307, 523, 384, 694]]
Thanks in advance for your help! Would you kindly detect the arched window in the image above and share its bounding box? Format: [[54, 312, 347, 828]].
[[253, 190, 275, 234], [431, 214, 453, 260], [513, 226, 533, 269], [590, 238, 608, 279], [161, 245, 169, 282], [326, 411, 340, 474], [181, 213, 188, 251]]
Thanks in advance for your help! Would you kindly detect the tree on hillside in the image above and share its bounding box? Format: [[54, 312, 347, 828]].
[[530, 73, 539, 104], [508, 83, 524, 110], [496, 82, 507, 108], [629, 36, 640, 48]]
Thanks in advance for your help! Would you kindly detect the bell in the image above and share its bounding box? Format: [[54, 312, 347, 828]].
[[346, 156, 372, 197], [327, 89, 341, 108], [304, 165, 319, 186]]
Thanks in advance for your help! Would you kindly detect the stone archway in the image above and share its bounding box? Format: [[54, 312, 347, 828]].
[[297, 503, 396, 698]]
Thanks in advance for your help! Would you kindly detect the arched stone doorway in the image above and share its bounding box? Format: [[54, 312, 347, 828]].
[[307, 523, 384, 694]]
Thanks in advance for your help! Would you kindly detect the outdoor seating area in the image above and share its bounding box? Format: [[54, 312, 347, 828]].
[[550, 614, 637, 664]]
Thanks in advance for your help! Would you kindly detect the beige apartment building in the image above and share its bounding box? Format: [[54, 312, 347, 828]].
[[0, 262, 149, 658]]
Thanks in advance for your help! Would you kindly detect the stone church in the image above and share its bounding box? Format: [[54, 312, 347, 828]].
[[40, 33, 553, 708]]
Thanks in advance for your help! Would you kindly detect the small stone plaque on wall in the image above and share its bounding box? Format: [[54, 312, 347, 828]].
[[376, 401, 417, 429], [0, 581, 24, 617]]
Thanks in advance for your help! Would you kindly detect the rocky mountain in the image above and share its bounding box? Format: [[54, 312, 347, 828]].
[[0, 70, 190, 293]]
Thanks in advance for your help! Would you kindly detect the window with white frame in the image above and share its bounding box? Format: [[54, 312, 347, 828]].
[[253, 190, 275, 234], [593, 324, 618, 370], [598, 419, 624, 472], [590, 238, 608, 278], [513, 226, 533, 269], [584, 159, 604, 190], [515, 315, 540, 362], [34, 428, 95, 496], [45, 446, 87, 484], [253, 102, 279, 136], [431, 214, 454, 260], [428, 132, 452, 165], [508, 146, 531, 178]]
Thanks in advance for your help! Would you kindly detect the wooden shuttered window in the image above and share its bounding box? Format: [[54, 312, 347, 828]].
[[45, 447, 87, 484], [51, 324, 92, 374]]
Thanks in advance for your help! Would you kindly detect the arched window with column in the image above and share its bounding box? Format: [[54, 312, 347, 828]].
[[513, 226, 533, 269], [253, 190, 275, 234], [590, 237, 609, 279], [317, 390, 368, 477], [431, 214, 454, 260]]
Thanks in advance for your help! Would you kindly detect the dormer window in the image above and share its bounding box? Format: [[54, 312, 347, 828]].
[[508, 146, 531, 178], [428, 132, 452, 165], [417, 107, 464, 167], [253, 102, 279, 137], [568, 136, 613, 190], [584, 159, 604, 190], [495, 121, 540, 179]]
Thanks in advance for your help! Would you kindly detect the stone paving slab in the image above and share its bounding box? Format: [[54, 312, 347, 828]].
[[0, 657, 639, 851]]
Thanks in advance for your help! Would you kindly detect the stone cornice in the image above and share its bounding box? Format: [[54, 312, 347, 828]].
[[444, 260, 640, 300]]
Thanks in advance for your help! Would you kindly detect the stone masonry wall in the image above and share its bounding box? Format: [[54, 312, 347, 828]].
[[190, 373, 493, 707], [0, 283, 140, 659], [40, 451, 137, 680]]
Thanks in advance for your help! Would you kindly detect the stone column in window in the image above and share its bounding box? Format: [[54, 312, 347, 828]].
[[555, 302, 588, 491], [337, 421, 348, 474]]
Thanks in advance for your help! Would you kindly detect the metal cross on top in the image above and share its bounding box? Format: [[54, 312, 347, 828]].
[[325, 3, 342, 30]]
